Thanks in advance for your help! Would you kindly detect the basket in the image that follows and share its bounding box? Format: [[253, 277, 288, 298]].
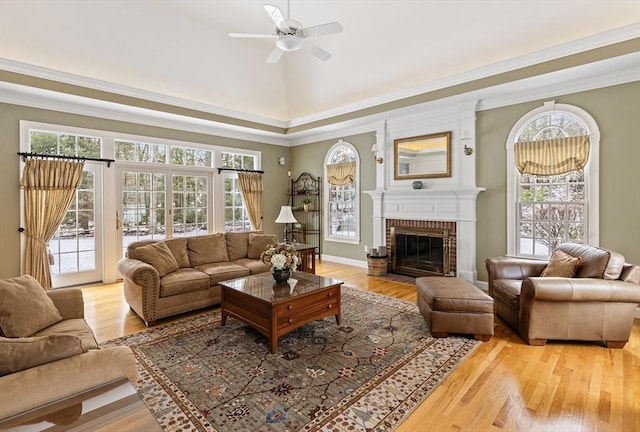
[[367, 255, 388, 276]]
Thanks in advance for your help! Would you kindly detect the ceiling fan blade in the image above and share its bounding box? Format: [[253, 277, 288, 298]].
[[266, 46, 285, 63], [229, 32, 276, 39], [304, 41, 332, 61], [264, 4, 291, 33], [300, 22, 343, 38]]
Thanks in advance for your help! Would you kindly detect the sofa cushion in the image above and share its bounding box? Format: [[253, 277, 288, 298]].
[[194, 262, 250, 285], [35, 318, 99, 351], [492, 279, 522, 310], [0, 275, 63, 337], [232, 258, 269, 275], [0, 334, 85, 376], [621, 264, 640, 284], [188, 234, 229, 266], [247, 233, 277, 259], [135, 242, 180, 277], [226, 231, 251, 262], [164, 238, 190, 268], [556, 243, 612, 279], [541, 250, 582, 278], [126, 240, 157, 260], [159, 268, 210, 297]]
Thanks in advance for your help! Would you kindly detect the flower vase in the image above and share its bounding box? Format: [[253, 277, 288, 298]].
[[272, 268, 291, 284]]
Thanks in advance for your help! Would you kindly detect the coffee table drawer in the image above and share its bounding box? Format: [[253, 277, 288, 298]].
[[276, 286, 339, 318]]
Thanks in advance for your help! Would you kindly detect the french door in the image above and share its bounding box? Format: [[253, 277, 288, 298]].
[[49, 163, 103, 287], [116, 167, 211, 258]]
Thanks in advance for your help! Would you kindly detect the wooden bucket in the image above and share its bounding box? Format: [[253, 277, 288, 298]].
[[367, 255, 388, 276]]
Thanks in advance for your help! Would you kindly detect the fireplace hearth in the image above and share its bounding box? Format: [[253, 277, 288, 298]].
[[390, 226, 452, 277]]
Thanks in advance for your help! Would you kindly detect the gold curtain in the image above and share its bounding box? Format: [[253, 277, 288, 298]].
[[326, 161, 356, 185], [237, 172, 263, 230], [21, 159, 85, 289], [515, 135, 590, 176]]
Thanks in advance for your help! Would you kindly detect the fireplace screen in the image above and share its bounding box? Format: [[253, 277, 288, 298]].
[[391, 227, 450, 277]]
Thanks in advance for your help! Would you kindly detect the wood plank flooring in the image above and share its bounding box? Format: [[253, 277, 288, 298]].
[[82, 261, 640, 432]]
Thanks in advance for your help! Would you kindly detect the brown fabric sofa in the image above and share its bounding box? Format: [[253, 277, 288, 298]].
[[486, 243, 640, 348], [117, 231, 275, 326], [0, 282, 137, 420]]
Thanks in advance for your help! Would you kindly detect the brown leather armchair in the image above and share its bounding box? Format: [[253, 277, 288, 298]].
[[486, 243, 640, 348]]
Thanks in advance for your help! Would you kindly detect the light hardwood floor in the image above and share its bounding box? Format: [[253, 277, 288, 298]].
[[83, 261, 640, 432]]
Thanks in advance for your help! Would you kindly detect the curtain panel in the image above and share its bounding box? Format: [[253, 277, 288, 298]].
[[237, 172, 263, 230], [21, 159, 85, 289], [515, 135, 590, 176], [326, 162, 356, 185]]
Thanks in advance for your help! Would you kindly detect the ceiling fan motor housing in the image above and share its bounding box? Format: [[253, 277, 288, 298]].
[[275, 19, 303, 51]]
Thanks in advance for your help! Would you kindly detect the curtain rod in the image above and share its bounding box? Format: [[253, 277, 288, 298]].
[[18, 152, 115, 167], [217, 167, 264, 174]]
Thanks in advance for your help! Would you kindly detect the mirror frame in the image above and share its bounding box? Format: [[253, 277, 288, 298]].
[[393, 131, 452, 180]]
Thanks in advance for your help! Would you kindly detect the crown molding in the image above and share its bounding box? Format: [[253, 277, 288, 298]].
[[0, 57, 288, 130], [288, 23, 640, 128], [0, 81, 291, 146]]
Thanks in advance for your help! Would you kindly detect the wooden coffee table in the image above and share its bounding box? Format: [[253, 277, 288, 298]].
[[220, 271, 343, 353]]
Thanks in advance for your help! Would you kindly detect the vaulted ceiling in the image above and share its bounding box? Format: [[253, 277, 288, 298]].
[[1, 1, 639, 130]]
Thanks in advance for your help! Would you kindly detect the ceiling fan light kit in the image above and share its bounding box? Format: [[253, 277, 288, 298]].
[[229, 2, 343, 63]]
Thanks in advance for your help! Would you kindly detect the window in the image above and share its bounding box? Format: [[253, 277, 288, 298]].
[[221, 152, 257, 232], [324, 140, 360, 243], [506, 102, 600, 258]]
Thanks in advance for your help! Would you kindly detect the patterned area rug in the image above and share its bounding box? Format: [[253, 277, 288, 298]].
[[103, 286, 479, 431]]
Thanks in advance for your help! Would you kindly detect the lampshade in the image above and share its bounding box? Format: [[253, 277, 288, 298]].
[[275, 206, 297, 223]]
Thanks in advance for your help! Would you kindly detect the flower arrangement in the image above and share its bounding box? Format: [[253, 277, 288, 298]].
[[260, 242, 299, 271]]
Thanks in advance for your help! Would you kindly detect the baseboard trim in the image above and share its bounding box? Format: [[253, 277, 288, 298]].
[[321, 255, 368, 268]]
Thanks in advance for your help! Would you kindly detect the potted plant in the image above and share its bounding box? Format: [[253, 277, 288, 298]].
[[302, 197, 312, 212]]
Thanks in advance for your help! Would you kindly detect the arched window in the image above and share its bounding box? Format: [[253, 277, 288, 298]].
[[506, 102, 600, 258], [324, 140, 360, 243]]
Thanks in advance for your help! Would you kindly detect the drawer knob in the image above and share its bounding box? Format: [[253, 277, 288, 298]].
[[327, 293, 332, 297], [288, 318, 293, 323], [328, 304, 332, 309], [287, 305, 293, 310]]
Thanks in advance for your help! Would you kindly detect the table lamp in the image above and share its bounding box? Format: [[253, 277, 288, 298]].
[[275, 205, 297, 243]]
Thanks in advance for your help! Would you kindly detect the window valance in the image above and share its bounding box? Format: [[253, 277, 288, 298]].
[[326, 161, 356, 185], [515, 135, 589, 176]]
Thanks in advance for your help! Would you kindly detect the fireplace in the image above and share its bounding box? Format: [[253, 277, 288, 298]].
[[390, 226, 451, 277]]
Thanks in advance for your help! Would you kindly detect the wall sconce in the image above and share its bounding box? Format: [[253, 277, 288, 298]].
[[460, 130, 473, 156], [278, 156, 286, 165], [371, 144, 384, 164]]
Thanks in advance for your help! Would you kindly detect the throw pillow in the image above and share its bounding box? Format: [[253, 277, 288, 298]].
[[135, 242, 180, 277], [164, 238, 190, 268], [187, 233, 229, 266], [248, 233, 277, 259], [0, 334, 84, 376], [540, 250, 583, 278], [0, 275, 63, 338]]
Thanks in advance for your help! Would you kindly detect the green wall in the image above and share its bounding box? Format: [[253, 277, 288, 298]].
[[2, 81, 638, 281], [289, 132, 376, 261], [0, 102, 290, 279], [476, 81, 640, 280]]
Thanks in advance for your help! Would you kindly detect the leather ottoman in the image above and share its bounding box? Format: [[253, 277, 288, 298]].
[[416, 277, 494, 341]]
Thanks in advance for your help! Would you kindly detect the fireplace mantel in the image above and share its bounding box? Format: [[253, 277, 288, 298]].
[[365, 186, 485, 282]]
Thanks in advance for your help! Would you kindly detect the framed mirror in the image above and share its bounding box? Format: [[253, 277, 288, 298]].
[[394, 131, 451, 180]]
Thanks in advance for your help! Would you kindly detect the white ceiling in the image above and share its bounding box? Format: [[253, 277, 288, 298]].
[[1, 0, 639, 124]]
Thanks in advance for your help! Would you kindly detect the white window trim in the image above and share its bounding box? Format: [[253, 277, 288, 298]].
[[505, 101, 600, 257], [324, 140, 361, 245]]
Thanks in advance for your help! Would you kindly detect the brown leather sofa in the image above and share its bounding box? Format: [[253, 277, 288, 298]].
[[486, 243, 640, 348]]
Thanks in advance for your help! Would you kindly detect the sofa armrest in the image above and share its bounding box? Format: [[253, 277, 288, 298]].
[[521, 277, 640, 303], [117, 258, 159, 284], [485, 256, 548, 296], [46, 288, 84, 319]]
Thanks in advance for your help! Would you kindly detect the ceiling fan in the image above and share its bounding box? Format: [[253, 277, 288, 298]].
[[228, 1, 343, 63]]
